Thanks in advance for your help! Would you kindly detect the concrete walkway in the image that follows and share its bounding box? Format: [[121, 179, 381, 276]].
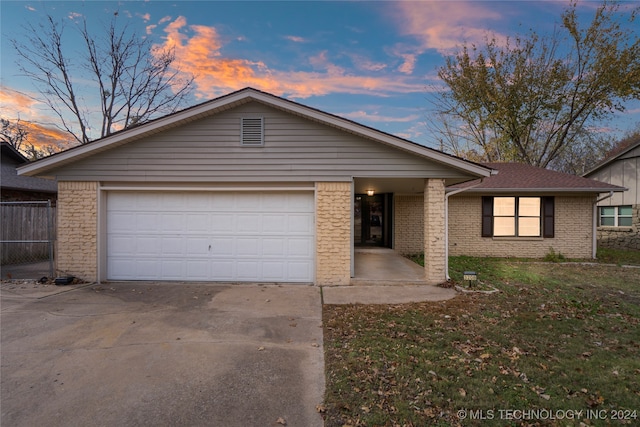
[[352, 247, 426, 285]]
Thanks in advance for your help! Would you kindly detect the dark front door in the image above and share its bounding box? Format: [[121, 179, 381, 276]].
[[354, 194, 392, 247]]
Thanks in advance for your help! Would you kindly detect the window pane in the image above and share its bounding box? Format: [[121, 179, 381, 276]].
[[619, 206, 633, 216], [519, 217, 541, 236], [600, 207, 615, 216], [494, 217, 515, 236], [619, 217, 632, 227], [600, 217, 615, 226], [494, 197, 515, 216], [519, 197, 540, 216]]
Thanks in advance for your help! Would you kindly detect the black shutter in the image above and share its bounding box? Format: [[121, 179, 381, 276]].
[[542, 196, 555, 238], [481, 196, 493, 237]]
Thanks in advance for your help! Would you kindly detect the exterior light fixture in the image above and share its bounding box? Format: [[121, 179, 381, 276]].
[[367, 190, 375, 196]]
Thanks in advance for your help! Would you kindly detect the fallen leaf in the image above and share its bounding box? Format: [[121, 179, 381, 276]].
[[258, 346, 265, 351], [276, 417, 287, 425], [459, 388, 466, 397], [316, 404, 326, 413]]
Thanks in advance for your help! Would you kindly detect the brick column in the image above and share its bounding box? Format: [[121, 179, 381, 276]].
[[315, 182, 351, 285], [424, 179, 446, 285], [56, 181, 98, 281]]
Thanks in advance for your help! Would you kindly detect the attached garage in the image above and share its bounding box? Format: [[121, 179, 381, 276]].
[[106, 190, 315, 282]]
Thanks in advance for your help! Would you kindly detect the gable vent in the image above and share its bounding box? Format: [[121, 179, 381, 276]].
[[241, 117, 264, 146]]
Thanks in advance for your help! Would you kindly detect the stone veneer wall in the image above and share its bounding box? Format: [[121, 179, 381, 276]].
[[56, 181, 98, 280], [424, 179, 446, 284], [448, 195, 594, 259], [394, 194, 424, 255], [315, 182, 352, 285], [596, 205, 640, 250]]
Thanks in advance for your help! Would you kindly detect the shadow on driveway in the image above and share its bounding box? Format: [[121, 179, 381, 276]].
[[1, 281, 325, 427]]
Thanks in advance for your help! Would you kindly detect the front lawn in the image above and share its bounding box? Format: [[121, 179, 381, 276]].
[[323, 256, 640, 426]]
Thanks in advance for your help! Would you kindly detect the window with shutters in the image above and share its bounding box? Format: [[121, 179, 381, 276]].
[[482, 196, 554, 238], [241, 117, 264, 146]]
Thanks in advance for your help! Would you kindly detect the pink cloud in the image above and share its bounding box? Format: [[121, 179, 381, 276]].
[[284, 35, 306, 43], [155, 17, 425, 99], [390, 1, 504, 54]]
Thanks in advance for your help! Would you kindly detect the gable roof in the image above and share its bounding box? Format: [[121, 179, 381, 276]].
[[583, 137, 640, 177], [448, 162, 626, 193], [18, 87, 492, 179], [1, 143, 57, 193]]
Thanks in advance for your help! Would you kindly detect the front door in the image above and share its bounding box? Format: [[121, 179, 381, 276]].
[[354, 194, 391, 247]]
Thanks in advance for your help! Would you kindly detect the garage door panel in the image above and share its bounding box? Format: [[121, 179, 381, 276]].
[[161, 237, 184, 255], [137, 236, 161, 255], [288, 214, 314, 233], [187, 213, 210, 232], [237, 214, 262, 233], [107, 191, 314, 282], [263, 238, 285, 256], [186, 237, 210, 255]]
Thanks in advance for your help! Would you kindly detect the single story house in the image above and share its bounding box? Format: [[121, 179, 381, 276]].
[[18, 88, 623, 285], [583, 138, 640, 250], [1, 142, 57, 201], [19, 88, 493, 285], [447, 163, 625, 260]]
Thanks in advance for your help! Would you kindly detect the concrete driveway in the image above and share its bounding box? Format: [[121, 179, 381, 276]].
[[1, 281, 325, 427]]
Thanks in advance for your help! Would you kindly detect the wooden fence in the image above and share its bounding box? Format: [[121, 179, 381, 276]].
[[0, 201, 56, 266]]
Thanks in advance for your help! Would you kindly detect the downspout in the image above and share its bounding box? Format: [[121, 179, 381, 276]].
[[592, 191, 614, 259], [445, 179, 485, 280]]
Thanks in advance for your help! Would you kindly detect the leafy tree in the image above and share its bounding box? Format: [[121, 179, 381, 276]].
[[430, 0, 640, 169], [11, 13, 194, 145]]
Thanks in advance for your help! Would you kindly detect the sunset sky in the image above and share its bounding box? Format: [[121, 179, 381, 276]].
[[1, 0, 639, 152]]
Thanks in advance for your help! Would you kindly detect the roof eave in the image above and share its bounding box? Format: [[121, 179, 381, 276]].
[[450, 187, 628, 193]]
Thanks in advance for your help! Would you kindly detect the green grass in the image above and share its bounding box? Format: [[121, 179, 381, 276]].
[[323, 254, 640, 426], [597, 248, 640, 266]]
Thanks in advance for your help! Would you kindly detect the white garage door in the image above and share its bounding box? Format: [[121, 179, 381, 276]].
[[106, 191, 315, 282]]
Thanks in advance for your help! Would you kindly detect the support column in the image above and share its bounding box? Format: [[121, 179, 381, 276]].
[[315, 182, 352, 286], [424, 179, 446, 285], [57, 181, 98, 281]]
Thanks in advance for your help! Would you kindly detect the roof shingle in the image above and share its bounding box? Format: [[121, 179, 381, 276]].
[[449, 162, 626, 193]]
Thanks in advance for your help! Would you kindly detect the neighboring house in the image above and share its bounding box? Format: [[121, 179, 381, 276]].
[[447, 163, 624, 259], [19, 88, 492, 285], [1, 142, 57, 201], [583, 138, 640, 250]]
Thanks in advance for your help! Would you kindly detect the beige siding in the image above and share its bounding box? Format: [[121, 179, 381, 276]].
[[588, 146, 639, 206], [56, 181, 98, 280], [315, 182, 351, 285], [394, 194, 424, 254], [448, 195, 594, 259], [50, 102, 474, 182]]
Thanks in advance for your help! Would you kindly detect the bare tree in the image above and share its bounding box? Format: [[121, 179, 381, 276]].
[[0, 118, 29, 151], [11, 14, 194, 145], [429, 1, 640, 170]]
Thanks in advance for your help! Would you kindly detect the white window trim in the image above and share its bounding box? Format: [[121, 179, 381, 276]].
[[493, 196, 542, 238], [599, 205, 632, 227]]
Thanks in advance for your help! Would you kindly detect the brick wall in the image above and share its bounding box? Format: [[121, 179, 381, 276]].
[[448, 195, 594, 259], [315, 182, 351, 285], [394, 194, 424, 254], [56, 181, 98, 280], [596, 205, 640, 250], [424, 179, 446, 284]]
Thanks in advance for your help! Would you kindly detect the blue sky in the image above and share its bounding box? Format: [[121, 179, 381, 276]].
[[1, 0, 639, 150]]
